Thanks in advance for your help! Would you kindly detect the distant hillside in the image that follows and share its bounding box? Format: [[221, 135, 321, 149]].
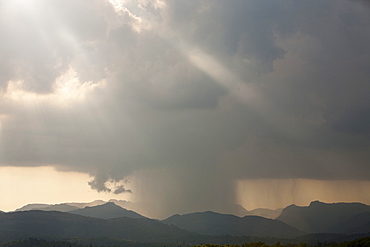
[[109, 199, 157, 218], [328, 211, 370, 233], [70, 202, 145, 219], [109, 200, 280, 219], [15, 203, 79, 212], [347, 221, 370, 235], [0, 210, 199, 243], [1, 210, 369, 246], [276, 201, 370, 233], [163, 211, 303, 238], [66, 200, 107, 208], [195, 204, 281, 219], [39, 204, 79, 212], [337, 211, 370, 234], [14, 200, 281, 220], [213, 204, 249, 217], [15, 200, 107, 212], [248, 208, 282, 219], [16, 203, 51, 211]]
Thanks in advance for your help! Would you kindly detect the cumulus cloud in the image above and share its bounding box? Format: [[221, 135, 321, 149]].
[[1, 0, 370, 216]]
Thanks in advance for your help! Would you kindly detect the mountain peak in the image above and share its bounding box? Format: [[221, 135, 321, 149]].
[[96, 201, 117, 207], [163, 210, 302, 238], [70, 201, 145, 219], [309, 200, 325, 206], [277, 201, 370, 233]]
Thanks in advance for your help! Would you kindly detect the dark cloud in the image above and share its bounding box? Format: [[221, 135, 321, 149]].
[[163, 1, 288, 76], [88, 173, 112, 193], [114, 185, 132, 194], [1, 0, 370, 217]]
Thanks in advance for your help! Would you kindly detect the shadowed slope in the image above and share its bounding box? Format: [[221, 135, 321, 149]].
[[16, 203, 79, 212], [0, 210, 198, 243], [163, 211, 302, 238], [276, 201, 370, 233], [70, 202, 145, 219]]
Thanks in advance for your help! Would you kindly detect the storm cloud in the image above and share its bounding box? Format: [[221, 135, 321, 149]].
[[1, 0, 370, 217]]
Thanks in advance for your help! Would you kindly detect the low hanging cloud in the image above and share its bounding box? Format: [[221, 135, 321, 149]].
[[1, 0, 370, 215]]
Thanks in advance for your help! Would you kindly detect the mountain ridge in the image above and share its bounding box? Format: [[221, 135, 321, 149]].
[[15, 200, 107, 212], [70, 202, 145, 219], [276, 201, 370, 233], [0, 210, 198, 243], [163, 210, 303, 238], [14, 200, 282, 219], [1, 201, 370, 246]]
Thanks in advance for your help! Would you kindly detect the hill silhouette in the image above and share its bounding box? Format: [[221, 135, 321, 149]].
[[15, 201, 106, 212], [70, 202, 145, 219], [248, 208, 282, 219], [15, 203, 52, 211], [66, 200, 107, 208], [276, 201, 370, 233], [328, 211, 370, 233], [0, 210, 199, 243], [37, 204, 79, 212], [163, 211, 302, 238], [1, 204, 370, 246], [15, 203, 79, 212], [213, 204, 282, 219]]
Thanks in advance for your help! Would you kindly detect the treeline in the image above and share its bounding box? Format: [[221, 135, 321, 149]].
[[193, 237, 370, 247], [0, 237, 185, 247], [2, 237, 370, 247], [1, 237, 87, 247]]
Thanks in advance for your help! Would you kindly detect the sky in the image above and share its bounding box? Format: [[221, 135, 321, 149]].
[[1, 0, 370, 219]]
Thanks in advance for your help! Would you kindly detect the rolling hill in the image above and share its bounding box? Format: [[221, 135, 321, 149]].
[[15, 201, 106, 212], [15, 203, 80, 212], [35, 204, 79, 212], [248, 208, 282, 219], [0, 210, 199, 243], [163, 211, 303, 238], [69, 202, 145, 219], [327, 211, 370, 233], [1, 202, 370, 246], [15, 203, 52, 211]]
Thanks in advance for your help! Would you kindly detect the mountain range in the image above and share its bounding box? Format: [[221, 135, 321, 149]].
[[15, 200, 106, 212], [276, 201, 370, 233], [14, 200, 281, 219], [70, 202, 145, 219], [1, 200, 369, 246], [163, 211, 302, 238], [0, 210, 197, 243]]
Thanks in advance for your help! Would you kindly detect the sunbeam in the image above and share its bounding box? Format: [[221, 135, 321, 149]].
[[4, 68, 106, 108]]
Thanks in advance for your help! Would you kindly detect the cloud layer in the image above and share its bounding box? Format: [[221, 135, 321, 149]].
[[1, 0, 370, 216]]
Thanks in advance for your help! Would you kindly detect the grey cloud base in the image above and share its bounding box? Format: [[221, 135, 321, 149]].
[[1, 0, 370, 215]]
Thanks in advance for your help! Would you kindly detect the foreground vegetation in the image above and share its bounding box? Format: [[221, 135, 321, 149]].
[[1, 237, 370, 247], [194, 237, 370, 247], [1, 238, 84, 247]]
